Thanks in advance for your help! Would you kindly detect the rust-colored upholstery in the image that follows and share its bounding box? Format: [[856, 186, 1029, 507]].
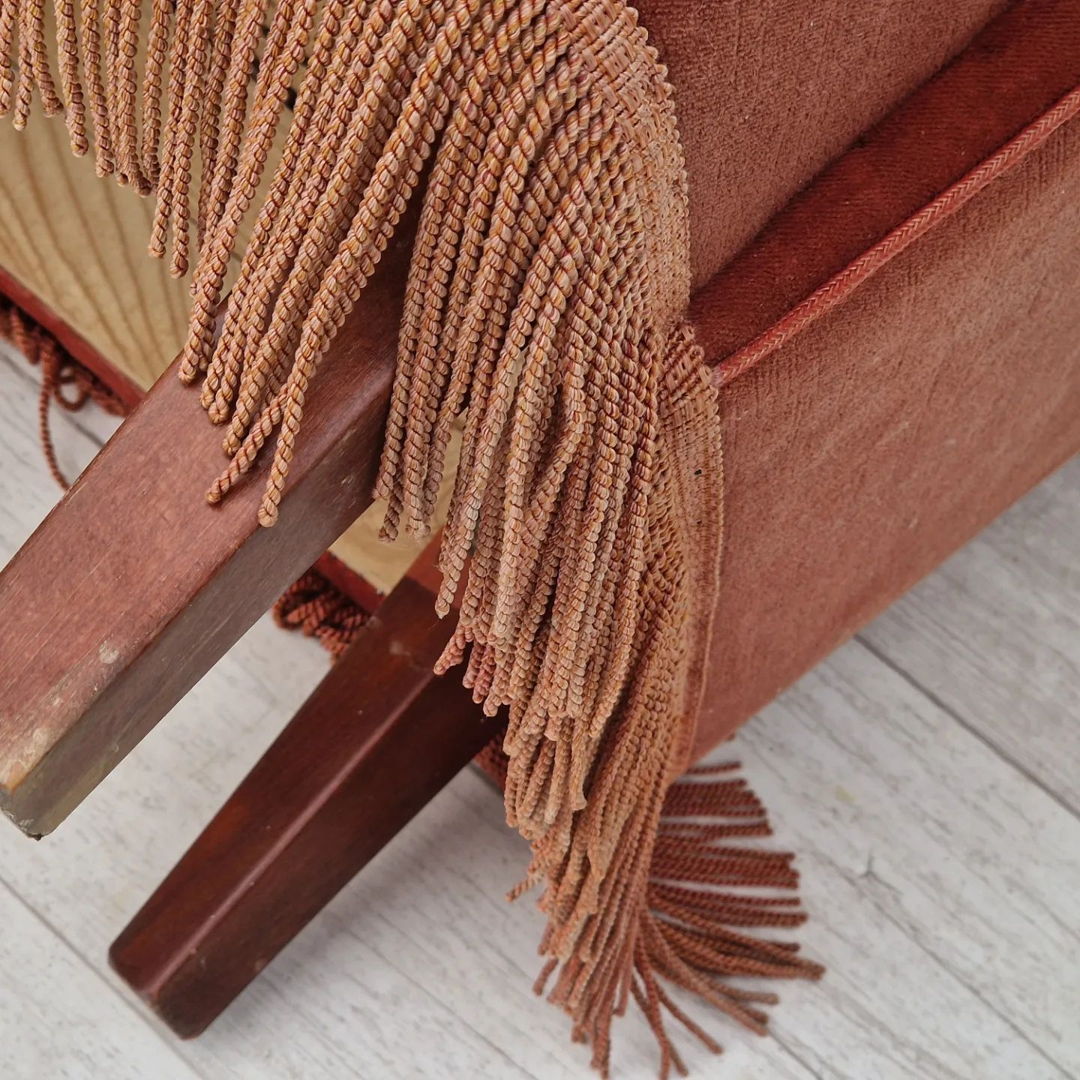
[[1, 0, 1077, 764], [683, 0, 1080, 751], [696, 113, 1080, 750], [635, 0, 1011, 287]]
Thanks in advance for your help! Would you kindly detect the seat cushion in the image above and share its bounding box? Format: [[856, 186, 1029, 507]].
[[635, 0, 1010, 288]]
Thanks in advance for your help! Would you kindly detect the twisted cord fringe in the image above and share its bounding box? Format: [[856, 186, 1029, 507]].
[[0, 298, 126, 488], [481, 750, 824, 1076], [1, 1, 821, 1071], [272, 568, 370, 659]]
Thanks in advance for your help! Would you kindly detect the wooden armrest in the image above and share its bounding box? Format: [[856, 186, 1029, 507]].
[[0, 250, 408, 836]]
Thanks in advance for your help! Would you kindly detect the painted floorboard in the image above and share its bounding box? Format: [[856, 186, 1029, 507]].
[[860, 455, 1080, 813], [0, 878, 200, 1080]]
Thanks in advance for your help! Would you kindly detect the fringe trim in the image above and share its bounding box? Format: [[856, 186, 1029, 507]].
[[272, 568, 369, 659], [0, 297, 126, 488], [1, 1, 822, 1071], [184, 551, 825, 1073], [628, 763, 823, 1078], [483, 751, 823, 1076]]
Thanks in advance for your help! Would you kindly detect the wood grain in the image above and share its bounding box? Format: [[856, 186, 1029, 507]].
[[0, 877, 202, 1080], [0, 104, 424, 599], [736, 636, 1080, 1079]]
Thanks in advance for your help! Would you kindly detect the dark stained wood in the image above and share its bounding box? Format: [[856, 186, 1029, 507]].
[[109, 570, 501, 1038], [0, 246, 410, 836]]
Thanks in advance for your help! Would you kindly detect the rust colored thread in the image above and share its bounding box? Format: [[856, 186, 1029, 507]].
[[0, 0, 15, 114], [12, 11, 34, 126], [139, 0, 170, 185], [168, 0, 213, 274], [53, 0, 88, 152], [0, 3, 814, 1073], [112, 0, 150, 191], [196, 0, 241, 241], [272, 568, 369, 658], [18, 0, 63, 118], [78, 0, 116, 172], [0, 298, 126, 487]]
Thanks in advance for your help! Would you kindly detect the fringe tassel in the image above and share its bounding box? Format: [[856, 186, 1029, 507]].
[[1, 0, 821, 1071], [588, 765, 824, 1078], [0, 299, 126, 488], [483, 750, 824, 1076], [272, 568, 369, 659]]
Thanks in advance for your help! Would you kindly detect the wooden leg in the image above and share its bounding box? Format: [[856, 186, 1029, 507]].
[[0, 253, 408, 836], [109, 565, 500, 1037]]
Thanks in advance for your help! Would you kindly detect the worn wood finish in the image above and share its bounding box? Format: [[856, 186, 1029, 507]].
[[110, 567, 500, 1038], [0, 248, 408, 837], [0, 105, 437, 602]]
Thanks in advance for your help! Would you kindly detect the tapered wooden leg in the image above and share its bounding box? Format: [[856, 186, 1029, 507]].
[[109, 562, 500, 1037], [0, 252, 408, 836]]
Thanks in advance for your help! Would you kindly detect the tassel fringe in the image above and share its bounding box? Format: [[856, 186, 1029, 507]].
[[2, 0, 821, 1071], [0, 298, 126, 488], [484, 751, 824, 1076], [272, 568, 370, 658], [593, 764, 824, 1077]]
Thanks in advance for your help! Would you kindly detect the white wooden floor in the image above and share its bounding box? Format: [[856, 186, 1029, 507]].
[[0, 344, 1077, 1080]]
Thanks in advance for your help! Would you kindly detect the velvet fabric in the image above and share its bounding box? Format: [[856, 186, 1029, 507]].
[[635, 0, 1011, 288]]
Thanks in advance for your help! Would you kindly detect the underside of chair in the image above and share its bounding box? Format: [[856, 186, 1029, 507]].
[[0, 0, 1078, 1071]]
